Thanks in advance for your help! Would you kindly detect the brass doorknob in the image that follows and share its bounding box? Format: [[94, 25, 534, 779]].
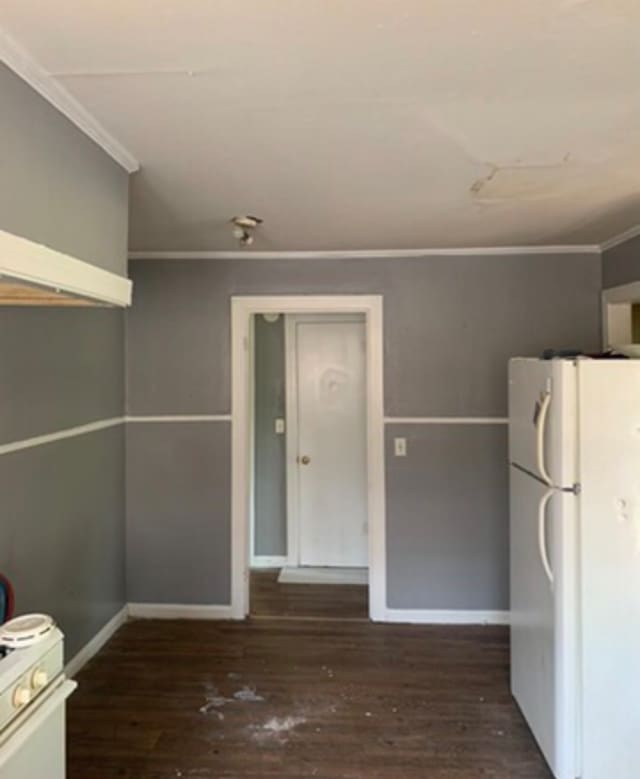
[[300, 455, 311, 465]]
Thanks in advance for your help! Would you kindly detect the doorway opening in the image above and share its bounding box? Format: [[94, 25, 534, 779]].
[[230, 296, 386, 622], [251, 312, 368, 618], [602, 281, 640, 349]]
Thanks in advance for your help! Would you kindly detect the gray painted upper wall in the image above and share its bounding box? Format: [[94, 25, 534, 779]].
[[602, 233, 640, 289], [254, 316, 287, 557], [0, 63, 129, 276], [127, 255, 602, 418], [0, 309, 124, 444]]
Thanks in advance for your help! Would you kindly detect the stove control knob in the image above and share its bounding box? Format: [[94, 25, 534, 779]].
[[31, 668, 48, 690], [13, 685, 31, 708]]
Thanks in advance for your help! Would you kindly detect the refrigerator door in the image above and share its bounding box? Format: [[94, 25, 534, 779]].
[[577, 360, 640, 779], [509, 358, 576, 490], [510, 466, 578, 779]]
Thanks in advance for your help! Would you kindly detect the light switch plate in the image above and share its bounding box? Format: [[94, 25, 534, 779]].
[[394, 437, 407, 457], [275, 418, 285, 435]]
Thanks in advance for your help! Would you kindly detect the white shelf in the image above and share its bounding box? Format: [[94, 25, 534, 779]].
[[0, 229, 132, 307]]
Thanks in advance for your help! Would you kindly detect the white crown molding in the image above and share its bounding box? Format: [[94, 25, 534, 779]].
[[600, 223, 640, 253], [129, 244, 601, 261], [0, 27, 138, 173]]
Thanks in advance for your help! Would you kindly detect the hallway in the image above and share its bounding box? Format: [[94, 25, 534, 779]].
[[249, 569, 369, 620]]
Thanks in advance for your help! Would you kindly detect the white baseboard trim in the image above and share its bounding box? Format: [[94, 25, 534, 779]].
[[65, 605, 128, 678], [250, 556, 288, 569], [384, 609, 510, 625], [62, 603, 507, 677], [128, 603, 236, 620]]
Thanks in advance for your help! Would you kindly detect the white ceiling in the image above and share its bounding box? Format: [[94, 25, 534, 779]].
[[2, 1, 640, 251]]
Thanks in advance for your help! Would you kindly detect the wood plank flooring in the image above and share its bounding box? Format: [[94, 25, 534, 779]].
[[67, 618, 552, 779], [250, 569, 369, 620]]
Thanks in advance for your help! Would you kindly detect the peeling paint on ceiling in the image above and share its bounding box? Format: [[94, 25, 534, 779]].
[[1, 1, 639, 250]]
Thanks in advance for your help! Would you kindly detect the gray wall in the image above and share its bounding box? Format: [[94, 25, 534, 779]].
[[126, 254, 601, 610], [0, 64, 129, 277], [602, 233, 640, 289], [253, 315, 287, 558], [0, 311, 124, 443], [126, 421, 231, 604], [0, 309, 126, 658], [0, 66, 130, 657]]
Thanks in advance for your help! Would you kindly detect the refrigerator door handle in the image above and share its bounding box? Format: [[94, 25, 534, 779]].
[[535, 390, 555, 487], [538, 488, 555, 586]]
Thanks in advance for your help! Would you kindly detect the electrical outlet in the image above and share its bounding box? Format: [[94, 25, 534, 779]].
[[394, 437, 407, 457], [275, 418, 285, 435]]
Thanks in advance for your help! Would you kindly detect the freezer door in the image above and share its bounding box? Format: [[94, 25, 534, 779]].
[[508, 358, 576, 490], [510, 467, 578, 779], [577, 360, 640, 779]]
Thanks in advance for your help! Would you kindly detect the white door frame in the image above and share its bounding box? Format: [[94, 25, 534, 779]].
[[602, 281, 640, 348], [231, 295, 386, 621], [284, 313, 367, 568]]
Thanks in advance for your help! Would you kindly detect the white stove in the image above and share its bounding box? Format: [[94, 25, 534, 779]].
[[0, 616, 76, 779]]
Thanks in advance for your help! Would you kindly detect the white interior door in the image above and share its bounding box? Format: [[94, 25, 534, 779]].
[[293, 316, 368, 567]]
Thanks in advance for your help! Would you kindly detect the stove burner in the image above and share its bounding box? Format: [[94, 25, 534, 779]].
[[0, 614, 56, 649]]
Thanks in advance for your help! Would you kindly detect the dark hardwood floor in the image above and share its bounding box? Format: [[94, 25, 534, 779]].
[[67, 618, 552, 779], [250, 569, 369, 620]]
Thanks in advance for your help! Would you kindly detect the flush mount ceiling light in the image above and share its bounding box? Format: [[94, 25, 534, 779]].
[[230, 215, 263, 246]]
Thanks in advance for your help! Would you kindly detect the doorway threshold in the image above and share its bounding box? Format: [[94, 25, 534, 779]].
[[278, 566, 368, 585]]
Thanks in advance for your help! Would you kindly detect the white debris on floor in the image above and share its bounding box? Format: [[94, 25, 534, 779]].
[[250, 715, 307, 744], [233, 686, 265, 702], [200, 684, 265, 714]]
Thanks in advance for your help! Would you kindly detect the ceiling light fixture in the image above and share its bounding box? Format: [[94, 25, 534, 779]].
[[230, 215, 263, 246]]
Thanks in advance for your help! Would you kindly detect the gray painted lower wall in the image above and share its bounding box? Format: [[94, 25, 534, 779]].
[[0, 428, 125, 659], [0, 309, 126, 659], [385, 423, 508, 610], [125, 421, 231, 604], [253, 315, 287, 558], [0, 64, 129, 276], [603, 233, 640, 289], [126, 254, 601, 611]]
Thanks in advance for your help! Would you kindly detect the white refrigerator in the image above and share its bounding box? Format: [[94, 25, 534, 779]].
[[509, 358, 640, 779]]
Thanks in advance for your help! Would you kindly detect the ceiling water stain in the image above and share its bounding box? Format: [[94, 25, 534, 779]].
[[470, 156, 581, 202]]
